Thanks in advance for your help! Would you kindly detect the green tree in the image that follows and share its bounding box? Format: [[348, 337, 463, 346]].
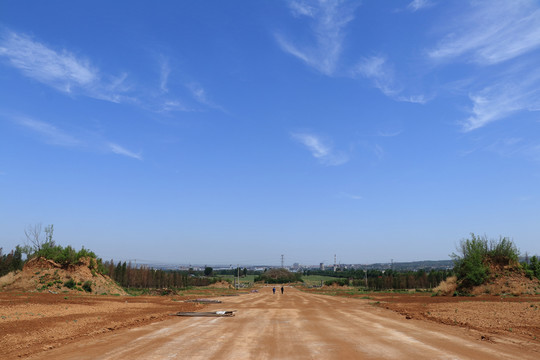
[[452, 233, 520, 290], [204, 266, 213, 276], [452, 234, 489, 288]]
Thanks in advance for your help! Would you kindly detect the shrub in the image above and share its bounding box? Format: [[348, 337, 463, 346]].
[[64, 278, 76, 289], [82, 281, 92, 293], [452, 234, 520, 290], [31, 243, 104, 273], [324, 278, 349, 286], [489, 237, 519, 266], [452, 234, 489, 288], [523, 256, 540, 280]]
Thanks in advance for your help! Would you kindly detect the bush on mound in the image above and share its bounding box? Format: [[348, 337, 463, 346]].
[[255, 268, 302, 284], [449, 233, 533, 294]]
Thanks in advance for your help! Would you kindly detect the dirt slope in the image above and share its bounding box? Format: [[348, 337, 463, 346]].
[[0, 257, 126, 295]]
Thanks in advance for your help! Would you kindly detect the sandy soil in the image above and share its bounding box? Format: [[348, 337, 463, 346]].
[[371, 293, 540, 341], [0, 292, 204, 358], [301, 287, 540, 341], [2, 287, 538, 359]]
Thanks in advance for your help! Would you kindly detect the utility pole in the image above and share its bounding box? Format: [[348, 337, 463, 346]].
[[237, 263, 240, 290], [364, 266, 368, 288]]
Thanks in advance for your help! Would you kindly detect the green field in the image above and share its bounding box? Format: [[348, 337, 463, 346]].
[[301, 275, 340, 286], [218, 274, 257, 284]]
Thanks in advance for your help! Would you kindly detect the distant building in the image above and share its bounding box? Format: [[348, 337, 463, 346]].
[[320, 262, 324, 270]]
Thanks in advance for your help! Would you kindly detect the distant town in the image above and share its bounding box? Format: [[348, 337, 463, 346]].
[[146, 259, 455, 273]]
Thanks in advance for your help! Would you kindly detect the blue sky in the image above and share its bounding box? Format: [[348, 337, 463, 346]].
[[1, 0, 539, 266]]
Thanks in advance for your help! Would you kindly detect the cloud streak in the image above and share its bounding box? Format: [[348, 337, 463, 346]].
[[424, 1, 540, 130], [9, 114, 142, 160], [337, 192, 363, 200], [354, 55, 427, 104], [108, 143, 143, 161], [428, 0, 540, 65], [408, 0, 433, 12], [0, 32, 96, 91], [14, 116, 81, 146], [291, 132, 348, 166], [463, 68, 540, 131], [187, 82, 227, 113], [276, 0, 358, 76], [159, 58, 170, 93], [0, 31, 131, 102]]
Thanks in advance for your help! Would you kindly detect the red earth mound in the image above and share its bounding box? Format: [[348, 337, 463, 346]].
[[0, 257, 127, 295]]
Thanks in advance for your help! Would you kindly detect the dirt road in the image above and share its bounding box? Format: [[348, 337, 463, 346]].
[[28, 287, 539, 359]]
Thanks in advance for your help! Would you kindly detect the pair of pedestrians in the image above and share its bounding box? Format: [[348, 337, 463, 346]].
[[272, 286, 284, 294]]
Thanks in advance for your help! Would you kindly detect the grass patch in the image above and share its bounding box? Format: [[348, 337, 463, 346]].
[[302, 275, 341, 286]]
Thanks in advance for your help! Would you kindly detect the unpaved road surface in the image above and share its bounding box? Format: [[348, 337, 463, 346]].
[[27, 287, 539, 359]]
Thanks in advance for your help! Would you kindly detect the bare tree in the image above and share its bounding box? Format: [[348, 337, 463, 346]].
[[25, 223, 43, 252], [24, 223, 55, 253]]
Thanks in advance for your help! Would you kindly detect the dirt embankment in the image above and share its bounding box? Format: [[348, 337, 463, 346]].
[[434, 266, 540, 296], [0, 257, 126, 295]]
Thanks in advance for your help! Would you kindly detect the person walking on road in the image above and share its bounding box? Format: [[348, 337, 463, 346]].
[[281, 286, 284, 294], [273, 287, 276, 294]]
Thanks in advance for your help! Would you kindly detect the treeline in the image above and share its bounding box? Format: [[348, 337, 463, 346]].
[[102, 260, 217, 289], [256, 268, 302, 284], [0, 247, 24, 277], [523, 256, 540, 280], [359, 269, 454, 290], [306, 268, 454, 290]]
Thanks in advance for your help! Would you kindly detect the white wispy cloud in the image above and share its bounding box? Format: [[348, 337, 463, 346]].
[[291, 132, 348, 166], [186, 82, 226, 113], [476, 137, 540, 162], [108, 143, 143, 161], [337, 192, 363, 200], [276, 0, 358, 76], [463, 67, 540, 131], [278, 2, 427, 103], [0, 30, 129, 102], [8, 113, 142, 160], [354, 55, 427, 104], [408, 0, 433, 12], [355, 55, 399, 97], [13, 116, 81, 146], [159, 100, 192, 113], [425, 1, 540, 130], [428, 0, 540, 65], [377, 130, 403, 137], [0, 31, 96, 91], [289, 1, 316, 18], [159, 58, 170, 93]]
